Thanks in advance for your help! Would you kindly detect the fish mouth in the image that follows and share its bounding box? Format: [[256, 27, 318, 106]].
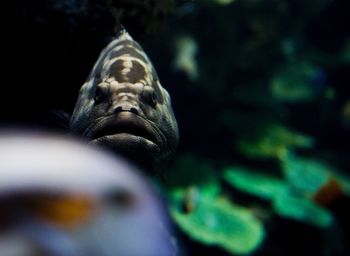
[[86, 111, 161, 146]]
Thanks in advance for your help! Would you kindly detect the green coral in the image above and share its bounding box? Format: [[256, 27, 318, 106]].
[[222, 164, 334, 228], [166, 155, 264, 254], [270, 62, 323, 102], [282, 155, 331, 195], [171, 195, 265, 255], [166, 148, 348, 253], [236, 123, 313, 159], [224, 167, 288, 200], [273, 193, 333, 228]]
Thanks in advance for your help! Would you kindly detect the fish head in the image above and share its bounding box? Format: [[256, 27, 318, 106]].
[[70, 29, 179, 173]]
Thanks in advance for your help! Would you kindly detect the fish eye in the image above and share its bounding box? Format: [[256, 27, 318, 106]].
[[94, 87, 102, 102], [141, 86, 158, 108], [145, 91, 158, 108], [150, 91, 158, 107], [94, 84, 109, 104]]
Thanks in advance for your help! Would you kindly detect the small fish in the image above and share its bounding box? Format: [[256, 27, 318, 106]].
[[70, 27, 179, 173]]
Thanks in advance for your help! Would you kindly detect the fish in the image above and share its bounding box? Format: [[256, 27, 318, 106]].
[[0, 132, 178, 256], [69, 27, 179, 174]]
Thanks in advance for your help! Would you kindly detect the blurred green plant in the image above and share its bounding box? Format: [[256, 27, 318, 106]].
[[270, 62, 324, 102], [170, 188, 265, 255], [166, 154, 265, 254], [236, 123, 314, 160], [282, 155, 331, 195], [223, 167, 288, 201], [273, 193, 333, 228], [158, 0, 350, 254], [165, 151, 350, 255], [223, 161, 337, 228], [173, 35, 199, 81]]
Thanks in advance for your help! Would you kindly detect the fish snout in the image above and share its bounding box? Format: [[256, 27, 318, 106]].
[[111, 86, 142, 115], [113, 101, 140, 115]]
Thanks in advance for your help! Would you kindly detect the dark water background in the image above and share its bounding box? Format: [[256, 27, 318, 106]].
[[2, 0, 350, 161], [2, 0, 350, 255]]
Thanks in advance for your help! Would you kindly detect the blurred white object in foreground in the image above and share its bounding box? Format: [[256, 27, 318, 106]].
[[0, 132, 177, 256]]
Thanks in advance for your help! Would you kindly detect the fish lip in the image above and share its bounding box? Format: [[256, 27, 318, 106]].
[[85, 111, 162, 145]]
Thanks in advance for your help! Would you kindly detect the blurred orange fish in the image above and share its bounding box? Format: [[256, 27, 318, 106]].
[[0, 131, 179, 256]]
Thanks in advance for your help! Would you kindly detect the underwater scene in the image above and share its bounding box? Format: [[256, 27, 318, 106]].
[[2, 0, 350, 255]]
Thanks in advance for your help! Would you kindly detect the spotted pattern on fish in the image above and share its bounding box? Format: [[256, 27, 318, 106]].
[[70, 28, 178, 173]]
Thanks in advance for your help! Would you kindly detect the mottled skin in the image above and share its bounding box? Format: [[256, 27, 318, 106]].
[[70, 29, 178, 173]]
